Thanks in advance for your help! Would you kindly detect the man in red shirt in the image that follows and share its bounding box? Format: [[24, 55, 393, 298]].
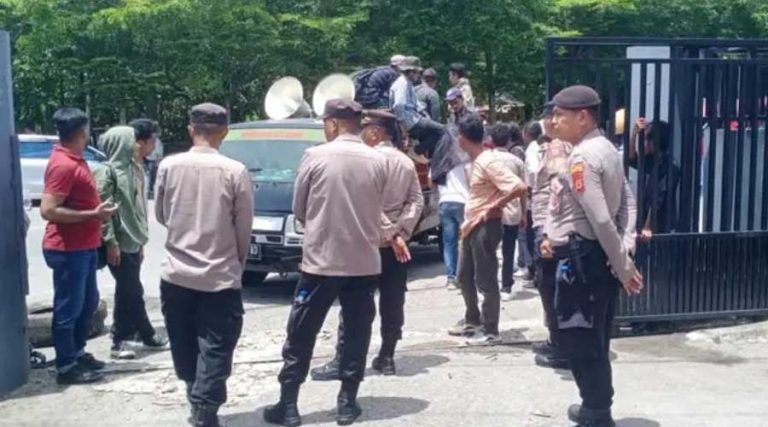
[[40, 107, 117, 385]]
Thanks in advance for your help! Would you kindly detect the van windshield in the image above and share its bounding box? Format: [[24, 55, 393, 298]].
[[221, 139, 317, 182]]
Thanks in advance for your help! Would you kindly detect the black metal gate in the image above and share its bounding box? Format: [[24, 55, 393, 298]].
[[545, 37, 768, 322]]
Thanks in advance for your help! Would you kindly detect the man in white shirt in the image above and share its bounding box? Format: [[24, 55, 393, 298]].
[[437, 155, 470, 289]]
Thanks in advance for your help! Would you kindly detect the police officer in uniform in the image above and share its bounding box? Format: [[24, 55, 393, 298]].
[[532, 102, 572, 370], [541, 86, 643, 427], [311, 109, 423, 380], [264, 99, 403, 427]]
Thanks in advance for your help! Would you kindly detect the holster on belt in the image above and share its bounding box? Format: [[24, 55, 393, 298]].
[[553, 234, 597, 330]]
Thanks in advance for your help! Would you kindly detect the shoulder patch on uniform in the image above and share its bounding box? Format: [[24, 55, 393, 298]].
[[571, 161, 586, 193]]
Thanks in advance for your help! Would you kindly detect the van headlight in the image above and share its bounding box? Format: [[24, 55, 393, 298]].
[[284, 214, 305, 246]]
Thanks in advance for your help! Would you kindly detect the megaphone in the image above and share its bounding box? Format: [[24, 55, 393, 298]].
[[264, 77, 312, 120], [312, 73, 356, 117]]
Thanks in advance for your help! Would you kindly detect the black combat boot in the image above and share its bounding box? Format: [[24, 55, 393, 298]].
[[336, 380, 362, 426], [191, 404, 221, 427], [534, 353, 571, 370], [310, 354, 341, 381], [568, 404, 616, 427], [263, 383, 302, 427], [371, 356, 396, 376]]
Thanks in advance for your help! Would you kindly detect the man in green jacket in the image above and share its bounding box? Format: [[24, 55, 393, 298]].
[[95, 119, 168, 359]]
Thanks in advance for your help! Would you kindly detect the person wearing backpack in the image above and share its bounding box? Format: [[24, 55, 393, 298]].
[[353, 55, 405, 109], [95, 120, 168, 360]]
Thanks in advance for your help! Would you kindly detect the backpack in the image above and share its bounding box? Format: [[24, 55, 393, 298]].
[[352, 66, 395, 108]]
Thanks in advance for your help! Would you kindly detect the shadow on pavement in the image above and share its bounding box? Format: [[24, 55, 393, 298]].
[[229, 396, 430, 426], [0, 359, 154, 402], [368, 354, 450, 378], [511, 289, 538, 301], [617, 418, 661, 427]]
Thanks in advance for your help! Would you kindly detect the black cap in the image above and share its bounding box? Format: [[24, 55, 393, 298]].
[[552, 85, 601, 110], [539, 101, 555, 118], [190, 103, 229, 126], [322, 98, 363, 120], [362, 109, 397, 126]]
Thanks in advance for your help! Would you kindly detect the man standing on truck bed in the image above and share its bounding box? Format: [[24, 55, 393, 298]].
[[310, 109, 423, 381], [265, 99, 406, 427]]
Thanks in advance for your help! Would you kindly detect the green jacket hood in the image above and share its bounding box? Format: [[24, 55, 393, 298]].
[[98, 126, 136, 168]]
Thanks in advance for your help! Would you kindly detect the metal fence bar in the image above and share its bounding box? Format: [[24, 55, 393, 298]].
[[734, 64, 748, 230], [720, 64, 735, 231], [705, 65, 720, 232], [747, 65, 760, 229]]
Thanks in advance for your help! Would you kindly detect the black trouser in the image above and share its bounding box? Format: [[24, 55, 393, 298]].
[[160, 281, 244, 407], [458, 219, 503, 335], [278, 273, 377, 385], [533, 226, 559, 346], [410, 118, 445, 157], [109, 251, 155, 343], [517, 211, 535, 274], [553, 239, 619, 411], [501, 225, 519, 290], [336, 248, 408, 356]]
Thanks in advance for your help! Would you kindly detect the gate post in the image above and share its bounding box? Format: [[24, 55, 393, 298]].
[[0, 30, 30, 394]]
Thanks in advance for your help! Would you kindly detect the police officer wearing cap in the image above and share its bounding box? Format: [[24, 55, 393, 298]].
[[155, 103, 253, 427], [265, 99, 402, 427], [541, 85, 643, 427], [311, 109, 423, 380]]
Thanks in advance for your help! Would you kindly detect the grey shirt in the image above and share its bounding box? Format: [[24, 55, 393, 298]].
[[415, 83, 441, 121], [293, 134, 389, 276], [376, 141, 424, 245], [545, 129, 638, 284], [155, 146, 254, 292]]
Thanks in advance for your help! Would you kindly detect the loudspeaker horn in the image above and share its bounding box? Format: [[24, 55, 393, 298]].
[[312, 73, 356, 117], [264, 77, 312, 120]]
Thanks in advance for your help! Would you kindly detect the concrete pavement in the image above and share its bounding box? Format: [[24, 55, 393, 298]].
[[6, 207, 768, 427]]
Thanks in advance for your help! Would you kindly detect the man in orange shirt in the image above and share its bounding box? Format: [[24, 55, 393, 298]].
[[447, 113, 527, 345]]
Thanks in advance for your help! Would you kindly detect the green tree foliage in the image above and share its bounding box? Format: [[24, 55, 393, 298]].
[[1, 0, 767, 144]]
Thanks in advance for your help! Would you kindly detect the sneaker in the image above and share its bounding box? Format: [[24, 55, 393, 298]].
[[446, 278, 459, 289], [371, 356, 396, 376], [521, 270, 535, 282], [77, 352, 106, 370], [534, 353, 571, 370], [110, 342, 137, 360], [522, 280, 537, 289], [465, 332, 502, 346], [310, 357, 340, 382], [143, 334, 170, 351], [263, 402, 302, 427], [56, 364, 104, 385], [500, 288, 513, 302], [447, 319, 482, 337]]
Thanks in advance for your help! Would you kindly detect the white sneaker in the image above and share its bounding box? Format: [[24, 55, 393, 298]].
[[465, 332, 502, 346], [110, 342, 137, 360], [501, 290, 513, 302]]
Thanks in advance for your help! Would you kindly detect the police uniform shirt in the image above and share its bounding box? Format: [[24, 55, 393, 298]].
[[293, 133, 389, 277], [376, 141, 425, 246], [531, 139, 572, 228], [544, 129, 638, 284]]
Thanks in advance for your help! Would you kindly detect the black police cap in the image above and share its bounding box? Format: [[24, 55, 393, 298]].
[[552, 85, 601, 110]]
